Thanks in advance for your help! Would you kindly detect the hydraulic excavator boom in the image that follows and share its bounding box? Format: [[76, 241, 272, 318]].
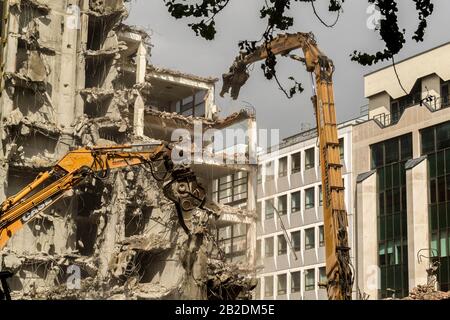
[[221, 32, 353, 300], [0, 143, 207, 299]]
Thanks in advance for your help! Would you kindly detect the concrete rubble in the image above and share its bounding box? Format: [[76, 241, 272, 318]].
[[0, 0, 257, 300], [403, 285, 450, 300]]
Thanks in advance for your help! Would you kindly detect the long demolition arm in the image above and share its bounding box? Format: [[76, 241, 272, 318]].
[[0, 143, 206, 250], [221, 32, 353, 300]]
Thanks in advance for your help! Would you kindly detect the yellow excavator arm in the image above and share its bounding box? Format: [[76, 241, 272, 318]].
[[0, 143, 206, 250], [221, 32, 353, 300]]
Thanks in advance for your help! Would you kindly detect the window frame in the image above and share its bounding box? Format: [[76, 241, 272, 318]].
[[305, 148, 315, 170], [305, 227, 315, 250], [305, 187, 315, 210]]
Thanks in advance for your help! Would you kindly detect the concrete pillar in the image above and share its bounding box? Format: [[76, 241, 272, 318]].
[[0, 4, 19, 202], [205, 85, 217, 120], [133, 93, 145, 137], [136, 42, 147, 84], [55, 1, 83, 157], [75, 0, 89, 119], [356, 171, 379, 300], [405, 157, 429, 289], [246, 118, 258, 268]]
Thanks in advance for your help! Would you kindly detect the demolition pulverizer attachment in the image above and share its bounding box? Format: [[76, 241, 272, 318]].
[[163, 168, 207, 235]]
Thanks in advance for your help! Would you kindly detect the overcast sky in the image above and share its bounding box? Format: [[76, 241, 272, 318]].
[[125, 0, 450, 140]]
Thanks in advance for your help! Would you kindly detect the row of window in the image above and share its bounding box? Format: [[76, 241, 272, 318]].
[[260, 267, 327, 298], [258, 185, 323, 221], [257, 139, 344, 183], [257, 225, 325, 258], [212, 172, 248, 205]]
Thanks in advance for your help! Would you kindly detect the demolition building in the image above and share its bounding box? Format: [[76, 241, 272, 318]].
[[0, 0, 257, 299]]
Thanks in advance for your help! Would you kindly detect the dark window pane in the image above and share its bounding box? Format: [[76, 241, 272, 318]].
[[385, 139, 399, 164], [291, 153, 301, 174], [430, 179, 437, 204], [445, 175, 450, 201], [394, 214, 401, 236], [438, 176, 446, 203], [401, 186, 407, 211], [429, 154, 437, 178], [385, 165, 393, 189], [386, 215, 393, 240], [393, 188, 400, 212], [305, 188, 315, 209], [305, 148, 315, 170], [279, 157, 288, 177], [437, 122, 450, 150], [430, 205, 438, 231], [291, 271, 301, 293], [401, 135, 412, 160], [278, 235, 287, 255], [439, 204, 447, 230], [379, 244, 386, 266], [421, 127, 435, 154], [393, 163, 400, 188], [378, 167, 385, 190], [291, 191, 301, 213], [305, 228, 315, 250], [278, 195, 287, 215], [438, 151, 446, 177], [379, 192, 385, 216], [446, 149, 450, 174], [379, 217, 386, 241], [386, 190, 393, 214], [291, 231, 301, 251], [372, 143, 384, 169]]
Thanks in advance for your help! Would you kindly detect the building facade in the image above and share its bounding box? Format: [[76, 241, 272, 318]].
[[254, 119, 359, 300], [354, 42, 450, 299], [0, 0, 257, 299]]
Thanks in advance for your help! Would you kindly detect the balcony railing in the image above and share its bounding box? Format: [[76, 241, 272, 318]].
[[372, 95, 450, 128]]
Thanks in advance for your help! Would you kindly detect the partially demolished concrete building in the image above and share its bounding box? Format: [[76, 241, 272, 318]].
[[0, 0, 257, 299]]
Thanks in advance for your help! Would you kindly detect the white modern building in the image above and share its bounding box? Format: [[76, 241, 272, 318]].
[[254, 118, 364, 300]]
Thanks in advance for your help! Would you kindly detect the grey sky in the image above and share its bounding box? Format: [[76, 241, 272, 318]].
[[125, 0, 450, 140]]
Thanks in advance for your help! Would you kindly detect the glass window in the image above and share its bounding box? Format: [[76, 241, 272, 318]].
[[265, 237, 274, 257], [291, 271, 301, 293], [265, 276, 274, 297], [277, 274, 287, 295], [319, 185, 323, 207], [265, 199, 274, 220], [291, 231, 301, 251], [278, 235, 287, 255], [305, 188, 315, 209], [291, 152, 301, 174], [385, 138, 399, 164], [371, 143, 384, 169], [305, 148, 315, 170], [305, 228, 315, 250], [339, 138, 345, 162], [265, 161, 274, 181], [437, 122, 450, 150], [304, 269, 315, 291], [319, 267, 327, 287], [401, 134, 412, 160], [319, 225, 325, 247], [421, 127, 435, 155], [278, 195, 287, 215], [217, 172, 248, 204], [291, 191, 301, 213], [279, 157, 288, 177]]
